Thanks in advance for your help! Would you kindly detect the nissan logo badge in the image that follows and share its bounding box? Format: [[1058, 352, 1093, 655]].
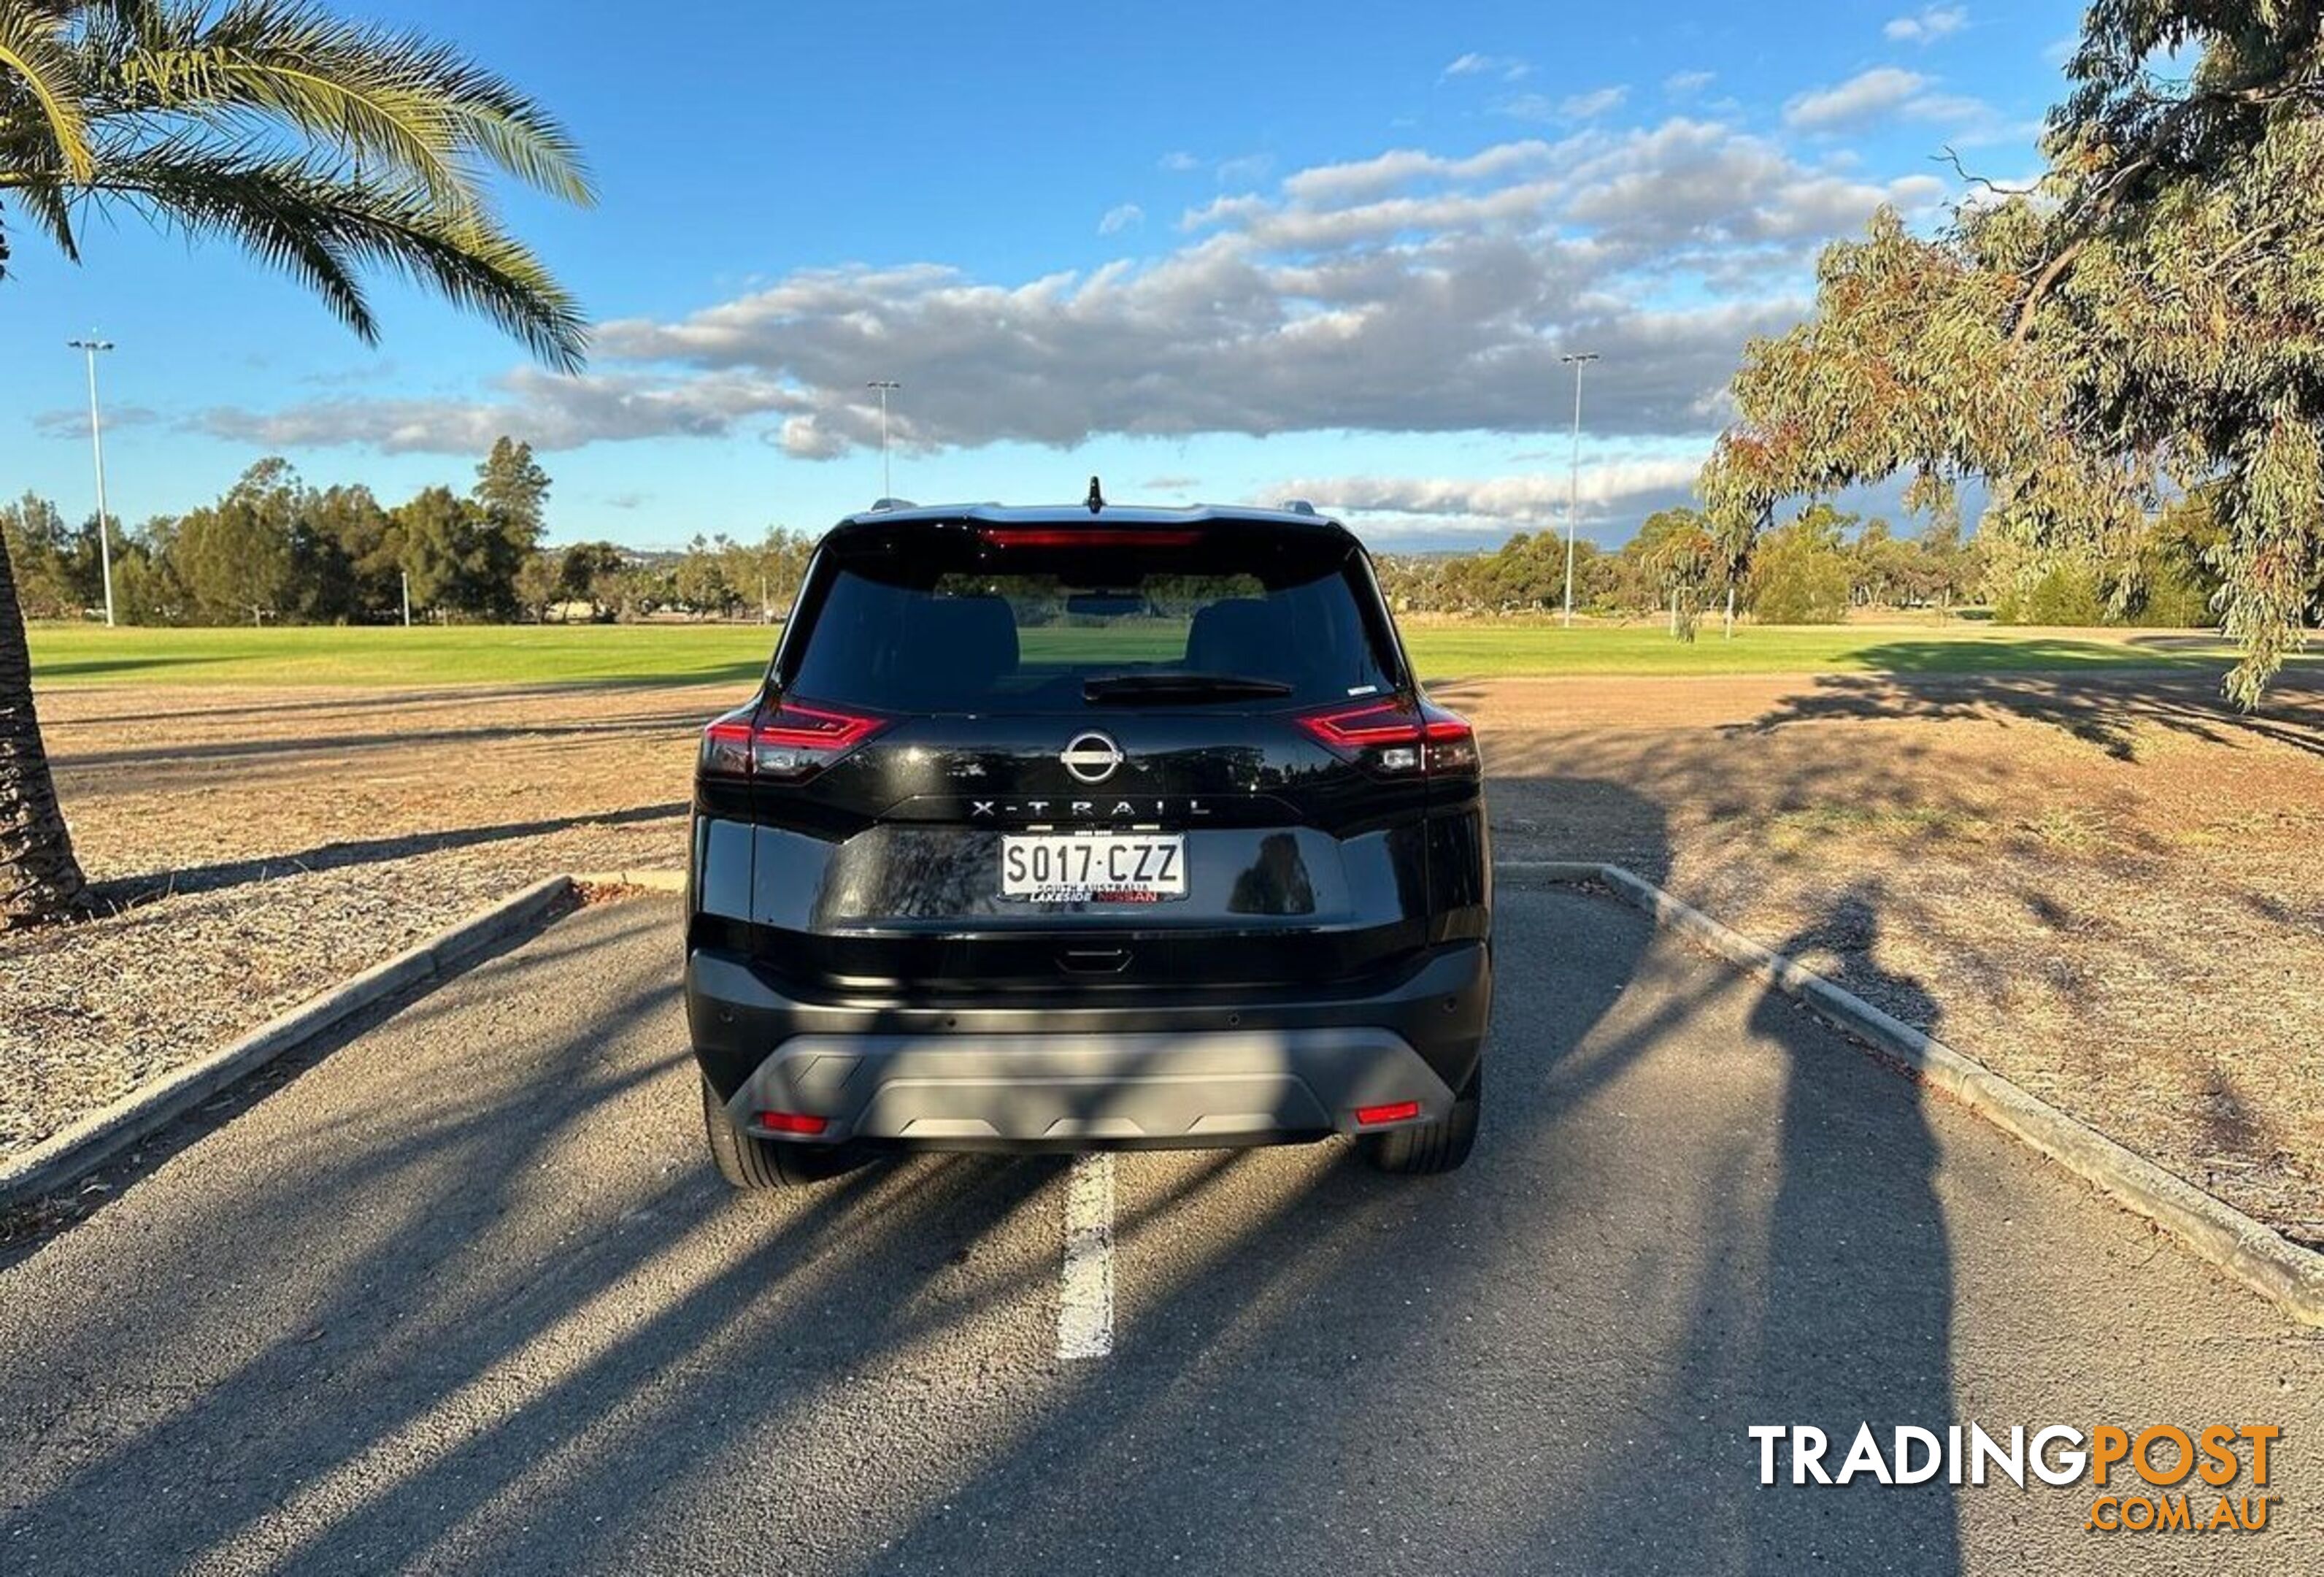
[[1061, 731, 1125, 785]]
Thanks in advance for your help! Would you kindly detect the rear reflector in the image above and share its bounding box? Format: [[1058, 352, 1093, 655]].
[[755, 1110, 829, 1136], [1353, 1100, 1423, 1127]]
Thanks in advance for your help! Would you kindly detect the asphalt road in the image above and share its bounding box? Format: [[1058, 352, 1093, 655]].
[[3, 883, 2318, 1576]]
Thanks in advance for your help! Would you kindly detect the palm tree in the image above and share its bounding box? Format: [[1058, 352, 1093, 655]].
[[0, 0, 593, 926]]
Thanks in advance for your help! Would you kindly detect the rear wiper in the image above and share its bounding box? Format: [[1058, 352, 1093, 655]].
[[1082, 672, 1296, 705]]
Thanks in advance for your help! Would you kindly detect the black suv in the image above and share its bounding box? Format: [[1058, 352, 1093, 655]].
[[685, 498, 1491, 1185]]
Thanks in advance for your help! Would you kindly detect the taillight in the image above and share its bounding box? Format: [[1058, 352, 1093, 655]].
[[699, 699, 888, 783], [1295, 697, 1477, 777]]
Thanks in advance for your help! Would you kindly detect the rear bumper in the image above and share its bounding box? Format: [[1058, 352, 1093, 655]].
[[686, 941, 1489, 1151]]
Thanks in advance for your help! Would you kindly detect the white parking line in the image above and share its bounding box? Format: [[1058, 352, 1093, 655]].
[[1058, 1151, 1116, 1360]]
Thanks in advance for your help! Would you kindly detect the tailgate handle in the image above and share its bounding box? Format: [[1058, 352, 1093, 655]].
[[1059, 948, 1132, 975]]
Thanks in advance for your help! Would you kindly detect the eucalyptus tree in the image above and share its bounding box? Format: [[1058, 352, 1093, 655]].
[[0, 0, 592, 925], [1701, 0, 2324, 702]]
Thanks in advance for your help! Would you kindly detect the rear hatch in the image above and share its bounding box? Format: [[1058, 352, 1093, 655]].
[[693, 513, 1477, 997]]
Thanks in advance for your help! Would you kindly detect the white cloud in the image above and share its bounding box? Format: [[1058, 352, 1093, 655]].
[[1280, 142, 1556, 206], [1442, 52, 1530, 83], [188, 118, 1948, 488], [1493, 86, 1631, 123], [36, 404, 161, 439], [1663, 69, 1716, 97], [1158, 150, 1201, 173], [1560, 86, 1630, 120], [193, 368, 809, 456], [1778, 65, 1998, 137], [1098, 203, 1144, 236], [1274, 460, 1704, 527], [1783, 66, 1930, 129], [1885, 6, 1967, 44]]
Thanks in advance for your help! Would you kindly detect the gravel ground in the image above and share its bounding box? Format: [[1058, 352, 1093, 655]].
[[8, 667, 2320, 1250], [2, 681, 729, 1156], [1459, 665, 2324, 1248]]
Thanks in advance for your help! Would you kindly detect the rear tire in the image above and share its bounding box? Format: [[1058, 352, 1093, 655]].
[[701, 1075, 856, 1188], [1364, 1059, 1480, 1175]]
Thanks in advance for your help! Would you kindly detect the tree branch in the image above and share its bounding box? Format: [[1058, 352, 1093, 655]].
[[2010, 237, 2090, 347], [1935, 146, 2036, 197]]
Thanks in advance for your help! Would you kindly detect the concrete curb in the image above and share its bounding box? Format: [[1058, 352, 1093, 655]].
[[1498, 859, 2324, 1328], [0, 875, 574, 1212], [572, 868, 687, 894]]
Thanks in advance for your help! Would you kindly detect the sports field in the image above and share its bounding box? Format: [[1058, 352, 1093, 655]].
[[21, 618, 2268, 688]]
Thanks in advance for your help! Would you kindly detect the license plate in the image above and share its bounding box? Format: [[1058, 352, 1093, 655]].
[[1001, 834, 1186, 902]]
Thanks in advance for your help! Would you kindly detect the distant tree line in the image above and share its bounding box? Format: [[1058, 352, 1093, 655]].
[[1374, 496, 2228, 632], [3, 437, 816, 626]]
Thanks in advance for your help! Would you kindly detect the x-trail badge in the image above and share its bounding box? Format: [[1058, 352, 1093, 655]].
[[1061, 731, 1125, 784]]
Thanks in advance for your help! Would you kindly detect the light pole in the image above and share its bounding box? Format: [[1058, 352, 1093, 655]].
[[1558, 352, 1598, 629], [67, 335, 118, 627], [866, 380, 901, 499]]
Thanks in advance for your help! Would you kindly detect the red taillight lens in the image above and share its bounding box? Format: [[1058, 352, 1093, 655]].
[[699, 699, 888, 783], [1353, 1100, 1422, 1127], [1295, 698, 1477, 776], [1298, 700, 1423, 748], [977, 527, 1203, 548], [753, 699, 886, 752], [755, 1110, 829, 1136]]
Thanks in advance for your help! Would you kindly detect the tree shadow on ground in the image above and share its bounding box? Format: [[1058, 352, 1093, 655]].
[[45, 678, 754, 731], [1736, 646, 2324, 762], [88, 801, 688, 904], [45, 708, 728, 774], [31, 654, 238, 680]]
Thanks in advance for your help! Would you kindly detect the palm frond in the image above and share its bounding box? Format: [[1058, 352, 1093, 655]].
[[0, 0, 95, 180], [114, 1, 594, 208], [74, 147, 588, 369], [81, 143, 377, 335], [2, 0, 592, 369], [7, 163, 78, 256], [332, 180, 591, 372]]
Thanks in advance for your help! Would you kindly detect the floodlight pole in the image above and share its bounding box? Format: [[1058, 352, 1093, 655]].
[[866, 380, 901, 499], [68, 336, 118, 626], [1559, 352, 1599, 630]]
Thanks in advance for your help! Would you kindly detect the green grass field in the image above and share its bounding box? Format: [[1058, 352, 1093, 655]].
[[20, 618, 2268, 688]]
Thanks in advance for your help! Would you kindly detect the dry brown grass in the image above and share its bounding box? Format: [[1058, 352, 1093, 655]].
[[7, 666, 2319, 1251]]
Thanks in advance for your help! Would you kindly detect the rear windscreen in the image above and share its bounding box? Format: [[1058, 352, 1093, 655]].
[[782, 531, 1402, 713]]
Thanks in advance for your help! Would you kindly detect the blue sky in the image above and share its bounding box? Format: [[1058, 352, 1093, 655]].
[[4, 1, 2082, 550]]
